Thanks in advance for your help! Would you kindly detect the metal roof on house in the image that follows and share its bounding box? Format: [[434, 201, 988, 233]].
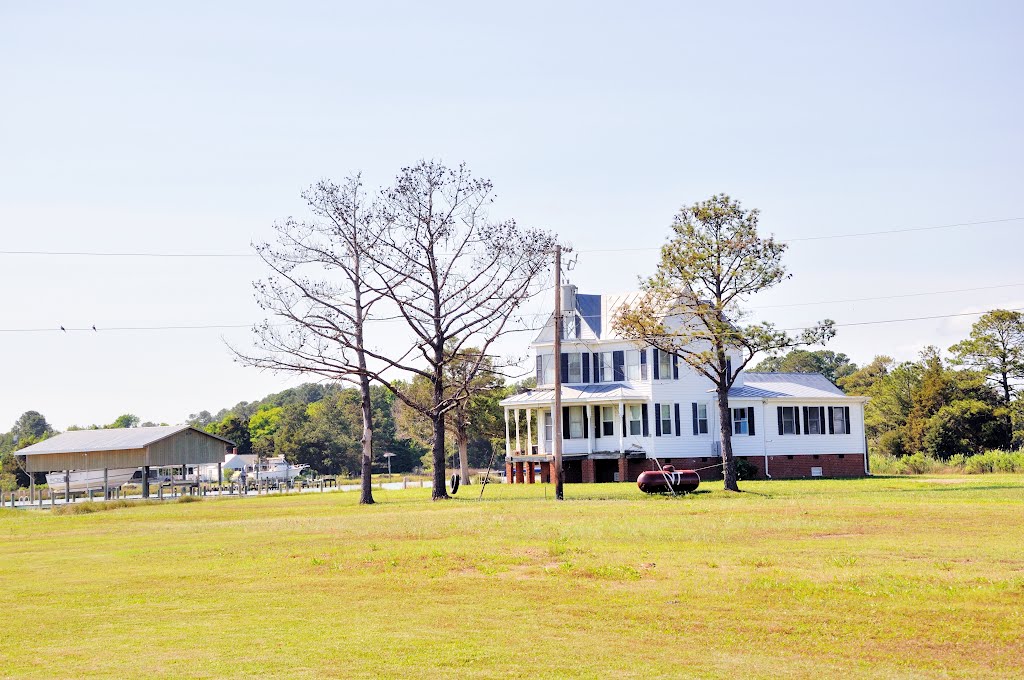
[[16, 424, 233, 456], [727, 372, 853, 400], [500, 383, 647, 406]]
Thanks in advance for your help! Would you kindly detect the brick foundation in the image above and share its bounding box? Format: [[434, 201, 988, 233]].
[[633, 453, 865, 481]]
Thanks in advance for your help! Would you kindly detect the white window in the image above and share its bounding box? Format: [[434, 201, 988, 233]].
[[658, 351, 672, 379], [599, 352, 614, 382], [660, 404, 672, 435], [567, 353, 582, 383], [832, 407, 847, 434], [569, 406, 584, 439], [733, 408, 748, 435], [540, 355, 555, 385], [544, 409, 553, 442], [625, 350, 641, 381], [780, 406, 797, 435], [601, 406, 615, 436], [696, 404, 709, 435], [806, 407, 823, 435], [628, 405, 643, 436]]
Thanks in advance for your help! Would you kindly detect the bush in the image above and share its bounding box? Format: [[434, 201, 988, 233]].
[[735, 458, 758, 481], [876, 430, 907, 458], [963, 450, 1024, 474]]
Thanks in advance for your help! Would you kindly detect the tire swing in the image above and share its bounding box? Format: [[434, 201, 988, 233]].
[[449, 474, 461, 495]]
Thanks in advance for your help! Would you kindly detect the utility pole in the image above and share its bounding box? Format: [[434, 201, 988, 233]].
[[552, 245, 564, 500]]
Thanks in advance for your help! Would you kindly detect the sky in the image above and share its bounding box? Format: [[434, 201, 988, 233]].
[[1, 1, 1022, 430]]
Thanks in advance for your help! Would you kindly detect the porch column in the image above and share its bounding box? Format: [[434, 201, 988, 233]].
[[515, 409, 521, 454], [526, 460, 535, 483], [537, 409, 546, 455], [526, 408, 533, 456], [587, 404, 594, 455], [618, 402, 625, 454], [514, 461, 525, 484], [504, 409, 511, 457], [103, 468, 109, 501]]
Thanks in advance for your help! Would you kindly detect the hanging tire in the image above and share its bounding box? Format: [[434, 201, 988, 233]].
[[450, 474, 460, 495]]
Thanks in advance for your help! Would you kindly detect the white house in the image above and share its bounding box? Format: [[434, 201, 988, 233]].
[[499, 286, 869, 483]]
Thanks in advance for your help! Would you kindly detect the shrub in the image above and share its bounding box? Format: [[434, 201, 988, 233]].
[[876, 430, 907, 458], [735, 458, 758, 481], [964, 450, 1024, 474]]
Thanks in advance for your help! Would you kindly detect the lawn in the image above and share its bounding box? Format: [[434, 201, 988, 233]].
[[1, 477, 1022, 679]]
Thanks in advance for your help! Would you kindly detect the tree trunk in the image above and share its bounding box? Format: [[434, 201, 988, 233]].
[[717, 386, 739, 492], [457, 428, 470, 485], [358, 373, 375, 505], [431, 411, 449, 500]]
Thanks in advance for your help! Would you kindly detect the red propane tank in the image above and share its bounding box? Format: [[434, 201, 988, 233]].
[[636, 465, 700, 494]]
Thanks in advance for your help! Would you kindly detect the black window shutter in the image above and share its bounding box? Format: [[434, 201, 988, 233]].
[[593, 405, 601, 438], [844, 406, 851, 434], [536, 355, 543, 384], [641, 403, 649, 437], [652, 349, 660, 380], [613, 351, 625, 381], [828, 406, 835, 434], [726, 357, 733, 379], [794, 406, 801, 435], [640, 349, 648, 380], [777, 406, 784, 435], [672, 354, 679, 379], [621, 409, 626, 433], [560, 353, 569, 384], [802, 407, 809, 435], [748, 406, 755, 436], [582, 405, 589, 437], [593, 353, 601, 383], [692, 403, 699, 435], [562, 406, 571, 439], [675, 403, 681, 437], [582, 352, 590, 383], [654, 403, 661, 436], [819, 407, 826, 434]]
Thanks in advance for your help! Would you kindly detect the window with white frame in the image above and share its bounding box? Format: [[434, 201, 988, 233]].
[[567, 353, 582, 383], [601, 406, 615, 436], [625, 350, 641, 381], [628, 405, 643, 436], [568, 406, 585, 438], [540, 355, 555, 385], [658, 351, 672, 379], [780, 406, 797, 435], [660, 403, 672, 435], [806, 407, 823, 434], [600, 352, 614, 382], [832, 407, 847, 434], [544, 409, 553, 442], [696, 403, 709, 434], [733, 408, 748, 435]]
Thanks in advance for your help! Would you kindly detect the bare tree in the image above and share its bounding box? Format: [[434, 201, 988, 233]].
[[235, 175, 388, 505], [364, 161, 555, 500]]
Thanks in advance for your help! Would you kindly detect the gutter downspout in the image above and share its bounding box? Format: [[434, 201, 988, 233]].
[[762, 400, 771, 479]]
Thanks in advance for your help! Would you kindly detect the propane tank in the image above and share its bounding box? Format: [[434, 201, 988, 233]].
[[636, 465, 700, 494]]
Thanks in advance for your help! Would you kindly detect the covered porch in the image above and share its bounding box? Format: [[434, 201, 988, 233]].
[[499, 384, 653, 483]]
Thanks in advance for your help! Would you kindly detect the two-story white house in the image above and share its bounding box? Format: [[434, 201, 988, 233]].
[[500, 286, 869, 484]]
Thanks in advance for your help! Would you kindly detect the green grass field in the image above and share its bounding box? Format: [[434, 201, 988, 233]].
[[1, 477, 1022, 679]]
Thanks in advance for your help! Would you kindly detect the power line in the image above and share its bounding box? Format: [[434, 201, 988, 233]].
[[508, 281, 1024, 319], [0, 323, 261, 333], [1, 216, 1020, 258], [573, 216, 1024, 253], [782, 307, 1024, 332], [0, 250, 255, 258]]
